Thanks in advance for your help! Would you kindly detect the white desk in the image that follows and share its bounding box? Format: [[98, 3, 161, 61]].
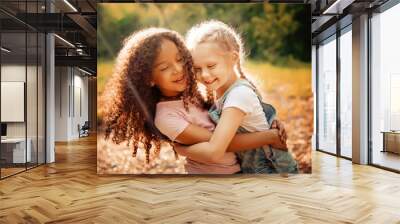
[[1, 138, 31, 163]]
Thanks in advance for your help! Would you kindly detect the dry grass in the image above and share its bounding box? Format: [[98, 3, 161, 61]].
[[97, 136, 186, 174], [245, 61, 312, 173]]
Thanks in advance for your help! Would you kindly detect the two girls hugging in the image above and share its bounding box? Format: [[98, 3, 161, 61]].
[[103, 20, 298, 174]]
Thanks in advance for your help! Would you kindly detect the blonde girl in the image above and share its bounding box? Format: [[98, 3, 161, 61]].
[[181, 20, 298, 173]]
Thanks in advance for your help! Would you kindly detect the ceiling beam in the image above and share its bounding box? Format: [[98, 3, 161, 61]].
[[55, 55, 96, 73], [322, 0, 356, 15], [67, 13, 96, 46]]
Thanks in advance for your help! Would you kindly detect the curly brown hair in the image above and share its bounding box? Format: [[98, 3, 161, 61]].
[[103, 28, 208, 163]]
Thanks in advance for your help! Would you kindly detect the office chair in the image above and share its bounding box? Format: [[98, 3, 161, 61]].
[[79, 121, 90, 138]]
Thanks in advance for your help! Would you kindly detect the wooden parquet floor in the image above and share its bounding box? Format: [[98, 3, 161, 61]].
[[0, 135, 399, 224]]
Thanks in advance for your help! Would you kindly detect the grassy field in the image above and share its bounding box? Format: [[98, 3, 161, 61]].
[[97, 59, 311, 98], [245, 60, 311, 98], [97, 59, 313, 173], [98, 59, 115, 96]]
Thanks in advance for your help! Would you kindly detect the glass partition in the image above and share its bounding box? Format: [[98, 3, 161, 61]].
[[27, 30, 38, 169], [1, 30, 28, 178], [0, 1, 46, 179]]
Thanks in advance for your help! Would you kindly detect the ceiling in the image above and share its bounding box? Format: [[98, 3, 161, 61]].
[[310, 0, 390, 44], [0, 0, 97, 75]]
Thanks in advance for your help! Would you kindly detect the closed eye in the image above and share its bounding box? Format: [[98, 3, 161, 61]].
[[160, 66, 169, 71], [207, 64, 216, 69]]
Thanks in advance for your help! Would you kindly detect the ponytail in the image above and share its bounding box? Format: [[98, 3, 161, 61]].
[[236, 60, 258, 91]]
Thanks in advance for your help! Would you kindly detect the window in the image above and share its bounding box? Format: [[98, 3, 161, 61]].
[[370, 2, 400, 171], [339, 27, 352, 158], [317, 35, 337, 154]]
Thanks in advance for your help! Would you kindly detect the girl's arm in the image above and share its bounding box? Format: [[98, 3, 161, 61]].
[[176, 124, 281, 152], [175, 119, 287, 163], [175, 118, 283, 163], [155, 106, 284, 161], [175, 107, 250, 163]]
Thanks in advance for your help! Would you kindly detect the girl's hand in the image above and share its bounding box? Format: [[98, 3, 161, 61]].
[[269, 129, 288, 151], [271, 139, 288, 151], [271, 119, 287, 143]]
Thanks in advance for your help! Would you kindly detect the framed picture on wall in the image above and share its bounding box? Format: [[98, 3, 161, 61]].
[[97, 3, 312, 175]]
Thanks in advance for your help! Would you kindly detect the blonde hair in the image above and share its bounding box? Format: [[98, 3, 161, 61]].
[[186, 20, 255, 99]]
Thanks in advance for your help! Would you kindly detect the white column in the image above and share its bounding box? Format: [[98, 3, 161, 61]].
[[46, 33, 55, 163], [45, 0, 55, 163], [352, 14, 369, 164]]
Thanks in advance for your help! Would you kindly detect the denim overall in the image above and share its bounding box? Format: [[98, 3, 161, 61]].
[[208, 79, 298, 174]]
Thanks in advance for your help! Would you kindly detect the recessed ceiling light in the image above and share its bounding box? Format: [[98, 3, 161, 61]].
[[78, 67, 93, 76], [1, 47, 11, 53], [63, 0, 78, 12], [54, 34, 75, 48], [322, 0, 355, 15]]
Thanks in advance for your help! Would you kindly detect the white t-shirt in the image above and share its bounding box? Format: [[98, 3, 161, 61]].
[[216, 85, 270, 132]]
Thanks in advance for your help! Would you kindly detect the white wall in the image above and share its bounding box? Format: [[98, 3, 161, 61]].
[[55, 67, 69, 141], [1, 65, 26, 144], [1, 65, 25, 129], [54, 67, 89, 141], [72, 72, 89, 138]]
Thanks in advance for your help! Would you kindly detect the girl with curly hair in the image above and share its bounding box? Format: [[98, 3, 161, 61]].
[[103, 27, 286, 174]]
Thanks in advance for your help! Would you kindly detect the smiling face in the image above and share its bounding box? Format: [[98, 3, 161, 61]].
[[191, 41, 238, 97], [152, 38, 187, 97]]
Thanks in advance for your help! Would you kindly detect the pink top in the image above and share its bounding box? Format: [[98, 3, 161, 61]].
[[154, 100, 240, 174]]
